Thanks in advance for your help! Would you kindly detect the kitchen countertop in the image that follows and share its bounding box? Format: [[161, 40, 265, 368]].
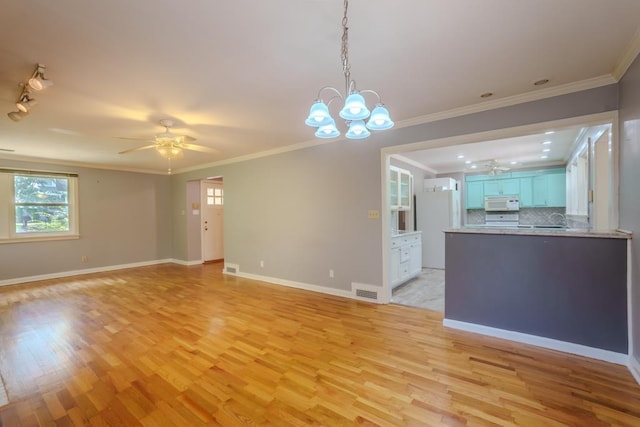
[[391, 230, 422, 237], [445, 226, 631, 239]]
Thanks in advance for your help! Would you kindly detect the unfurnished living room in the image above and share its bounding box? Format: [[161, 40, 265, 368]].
[[1, 1, 640, 425]]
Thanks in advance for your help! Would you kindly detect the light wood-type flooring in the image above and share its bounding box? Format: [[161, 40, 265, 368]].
[[1, 263, 640, 426]]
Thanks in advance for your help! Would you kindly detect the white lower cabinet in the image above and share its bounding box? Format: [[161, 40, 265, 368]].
[[391, 231, 422, 289]]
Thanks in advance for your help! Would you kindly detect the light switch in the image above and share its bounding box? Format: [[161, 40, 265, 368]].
[[367, 210, 380, 219]]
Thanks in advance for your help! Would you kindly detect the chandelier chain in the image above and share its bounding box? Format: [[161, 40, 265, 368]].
[[341, 0, 351, 94]]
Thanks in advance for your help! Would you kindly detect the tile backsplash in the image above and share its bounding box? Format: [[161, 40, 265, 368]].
[[467, 207, 576, 226]]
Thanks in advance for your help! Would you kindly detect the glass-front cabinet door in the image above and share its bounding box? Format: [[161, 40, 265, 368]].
[[399, 172, 412, 210], [390, 166, 413, 211], [390, 168, 399, 209]]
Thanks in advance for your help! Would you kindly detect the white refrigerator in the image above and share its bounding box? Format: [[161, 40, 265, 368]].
[[415, 189, 461, 269]]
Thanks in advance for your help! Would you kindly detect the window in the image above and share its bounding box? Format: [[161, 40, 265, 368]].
[[0, 169, 79, 243], [206, 187, 223, 205]]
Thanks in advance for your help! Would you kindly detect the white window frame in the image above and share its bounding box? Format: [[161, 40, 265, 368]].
[[0, 169, 79, 244]]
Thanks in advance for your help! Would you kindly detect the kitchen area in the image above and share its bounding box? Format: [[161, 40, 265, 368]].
[[388, 119, 624, 318]]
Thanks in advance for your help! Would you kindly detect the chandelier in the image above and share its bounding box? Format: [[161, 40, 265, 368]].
[[305, 0, 394, 140]]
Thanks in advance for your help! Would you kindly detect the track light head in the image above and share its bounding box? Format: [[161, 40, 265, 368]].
[[16, 94, 37, 113], [7, 111, 29, 122], [28, 64, 53, 91]]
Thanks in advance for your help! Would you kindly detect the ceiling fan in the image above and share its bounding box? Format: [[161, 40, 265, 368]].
[[118, 119, 217, 160], [471, 159, 511, 175]]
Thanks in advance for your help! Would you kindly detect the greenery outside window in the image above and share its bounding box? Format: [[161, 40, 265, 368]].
[[0, 169, 79, 243]]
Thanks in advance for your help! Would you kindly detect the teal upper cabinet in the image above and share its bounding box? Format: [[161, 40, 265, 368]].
[[465, 168, 565, 209], [519, 177, 533, 207], [484, 178, 519, 196], [547, 173, 566, 207], [532, 172, 566, 207], [466, 181, 484, 209]]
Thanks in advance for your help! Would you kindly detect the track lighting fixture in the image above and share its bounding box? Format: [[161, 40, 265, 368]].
[[7, 63, 52, 122]]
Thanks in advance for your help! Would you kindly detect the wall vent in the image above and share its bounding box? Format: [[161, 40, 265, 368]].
[[352, 282, 383, 303], [355, 289, 378, 300], [224, 263, 239, 274]]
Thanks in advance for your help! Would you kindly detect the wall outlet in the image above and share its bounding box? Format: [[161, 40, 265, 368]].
[[329, 269, 334, 278], [260, 260, 264, 268], [81, 255, 88, 263], [367, 210, 380, 219]]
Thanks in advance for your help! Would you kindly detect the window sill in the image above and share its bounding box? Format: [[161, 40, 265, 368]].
[[0, 234, 80, 244]]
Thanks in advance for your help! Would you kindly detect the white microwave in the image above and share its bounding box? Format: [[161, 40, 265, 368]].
[[484, 196, 520, 211]]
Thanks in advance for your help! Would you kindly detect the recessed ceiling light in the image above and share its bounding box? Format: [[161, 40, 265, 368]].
[[457, 154, 465, 159], [545, 131, 555, 135], [542, 140, 552, 145], [510, 161, 518, 165], [465, 160, 471, 164], [480, 92, 493, 98], [542, 148, 551, 152], [534, 78, 549, 86], [470, 164, 477, 169], [541, 155, 548, 159]]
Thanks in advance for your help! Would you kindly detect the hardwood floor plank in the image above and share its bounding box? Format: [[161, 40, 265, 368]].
[[1, 263, 639, 426]]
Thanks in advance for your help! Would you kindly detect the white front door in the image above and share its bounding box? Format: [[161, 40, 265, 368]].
[[202, 180, 224, 262]]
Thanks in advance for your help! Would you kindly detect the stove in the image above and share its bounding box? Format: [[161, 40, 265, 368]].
[[484, 212, 519, 227]]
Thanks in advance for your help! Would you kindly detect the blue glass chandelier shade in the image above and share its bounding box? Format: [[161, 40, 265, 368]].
[[305, 95, 393, 139]]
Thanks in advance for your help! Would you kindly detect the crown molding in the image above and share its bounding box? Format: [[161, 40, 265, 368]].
[[612, 27, 640, 81], [394, 75, 617, 130], [0, 153, 167, 175], [173, 136, 339, 174]]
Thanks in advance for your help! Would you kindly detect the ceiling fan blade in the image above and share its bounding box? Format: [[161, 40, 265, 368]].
[[182, 135, 196, 142], [118, 144, 157, 154], [116, 136, 154, 142], [181, 143, 218, 153], [0, 148, 15, 152]]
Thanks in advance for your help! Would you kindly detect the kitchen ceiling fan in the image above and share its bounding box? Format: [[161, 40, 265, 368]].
[[472, 160, 511, 175], [118, 119, 217, 159]]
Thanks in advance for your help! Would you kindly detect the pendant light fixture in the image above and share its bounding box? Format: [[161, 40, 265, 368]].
[[305, 0, 394, 140]]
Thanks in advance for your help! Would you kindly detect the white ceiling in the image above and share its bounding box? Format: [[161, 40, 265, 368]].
[[1, 0, 639, 174], [398, 126, 584, 174]]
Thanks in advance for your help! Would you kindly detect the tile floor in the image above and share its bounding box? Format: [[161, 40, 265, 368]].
[[391, 268, 445, 312]]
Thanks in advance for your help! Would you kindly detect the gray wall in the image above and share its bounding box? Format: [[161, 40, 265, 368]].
[[0, 159, 173, 281], [445, 232, 628, 353], [619, 55, 640, 362], [171, 85, 618, 293]]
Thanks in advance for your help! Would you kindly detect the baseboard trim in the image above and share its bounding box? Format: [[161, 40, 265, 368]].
[[227, 270, 353, 300], [630, 356, 640, 385], [0, 259, 176, 287], [443, 318, 629, 366], [171, 258, 203, 266]]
